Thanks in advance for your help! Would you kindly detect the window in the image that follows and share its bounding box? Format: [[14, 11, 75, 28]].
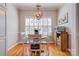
[[25, 16, 52, 38]]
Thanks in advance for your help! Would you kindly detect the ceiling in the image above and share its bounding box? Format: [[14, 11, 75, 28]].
[[14, 3, 64, 11]]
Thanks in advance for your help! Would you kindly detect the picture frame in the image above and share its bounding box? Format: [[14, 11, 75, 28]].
[[59, 12, 68, 24]]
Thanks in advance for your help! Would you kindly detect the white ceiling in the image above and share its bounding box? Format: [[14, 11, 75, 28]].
[[14, 3, 64, 11]]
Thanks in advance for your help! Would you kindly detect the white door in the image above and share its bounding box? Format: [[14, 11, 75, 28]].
[[76, 4, 79, 56]]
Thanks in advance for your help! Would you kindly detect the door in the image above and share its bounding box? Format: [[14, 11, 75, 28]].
[[0, 4, 6, 56], [76, 3, 79, 55]]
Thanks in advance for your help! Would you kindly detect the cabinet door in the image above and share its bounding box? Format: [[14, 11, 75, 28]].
[[61, 32, 68, 50], [0, 4, 6, 56]]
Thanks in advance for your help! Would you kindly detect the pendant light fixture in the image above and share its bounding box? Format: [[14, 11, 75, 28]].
[[33, 5, 43, 20]]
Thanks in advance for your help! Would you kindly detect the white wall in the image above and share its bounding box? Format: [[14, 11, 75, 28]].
[[58, 3, 77, 55], [18, 10, 57, 42], [6, 4, 19, 51], [0, 5, 6, 56]]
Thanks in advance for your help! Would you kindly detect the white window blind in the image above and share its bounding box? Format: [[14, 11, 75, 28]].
[[25, 17, 52, 37]]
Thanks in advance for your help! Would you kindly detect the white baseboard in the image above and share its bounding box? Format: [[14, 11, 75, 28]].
[[68, 48, 73, 55], [68, 48, 71, 52], [8, 42, 19, 51]]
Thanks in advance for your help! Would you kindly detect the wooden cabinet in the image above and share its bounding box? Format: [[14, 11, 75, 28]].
[[56, 32, 68, 51]]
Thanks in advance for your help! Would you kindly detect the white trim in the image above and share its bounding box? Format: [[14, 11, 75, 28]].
[[66, 48, 72, 55], [68, 48, 71, 52], [8, 42, 19, 51]]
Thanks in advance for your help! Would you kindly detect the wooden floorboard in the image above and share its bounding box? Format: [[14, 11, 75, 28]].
[[7, 43, 71, 56]]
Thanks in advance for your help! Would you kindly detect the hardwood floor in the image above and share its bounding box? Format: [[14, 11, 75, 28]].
[[7, 44, 24, 56], [7, 43, 71, 56]]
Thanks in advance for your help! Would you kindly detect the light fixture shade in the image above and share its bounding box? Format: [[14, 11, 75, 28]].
[[33, 5, 43, 20]]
